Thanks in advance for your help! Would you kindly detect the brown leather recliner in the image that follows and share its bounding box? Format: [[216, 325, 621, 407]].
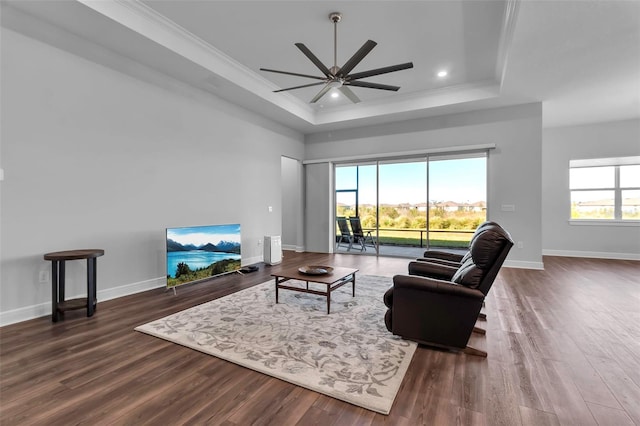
[[383, 224, 513, 356], [410, 222, 509, 323]]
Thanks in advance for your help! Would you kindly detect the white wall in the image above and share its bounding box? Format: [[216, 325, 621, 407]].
[[542, 119, 640, 259], [0, 28, 304, 325], [304, 163, 334, 253], [304, 104, 544, 268], [281, 156, 304, 251]]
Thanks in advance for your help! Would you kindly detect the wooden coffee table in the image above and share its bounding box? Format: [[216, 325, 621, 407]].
[[271, 266, 359, 314]]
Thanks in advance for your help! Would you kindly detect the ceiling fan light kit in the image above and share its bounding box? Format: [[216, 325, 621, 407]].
[[260, 12, 414, 104]]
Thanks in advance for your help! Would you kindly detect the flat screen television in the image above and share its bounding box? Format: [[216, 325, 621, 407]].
[[166, 223, 241, 288]]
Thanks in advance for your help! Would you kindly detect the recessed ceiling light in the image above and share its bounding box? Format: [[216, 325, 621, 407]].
[[331, 91, 339, 98], [437, 70, 448, 78]]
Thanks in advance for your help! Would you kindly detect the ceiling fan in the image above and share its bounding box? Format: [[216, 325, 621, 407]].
[[260, 12, 414, 104]]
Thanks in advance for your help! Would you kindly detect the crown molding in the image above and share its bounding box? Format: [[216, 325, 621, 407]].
[[314, 80, 501, 126], [77, 0, 315, 123]]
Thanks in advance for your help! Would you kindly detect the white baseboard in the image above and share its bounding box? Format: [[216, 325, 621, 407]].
[[0, 276, 166, 327], [282, 245, 305, 252], [503, 260, 545, 270], [98, 276, 166, 302], [0, 303, 51, 327], [543, 249, 640, 260]]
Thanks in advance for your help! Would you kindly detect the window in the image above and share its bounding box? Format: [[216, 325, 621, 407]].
[[570, 156, 640, 222]]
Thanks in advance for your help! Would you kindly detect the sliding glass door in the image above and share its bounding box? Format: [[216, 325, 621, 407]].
[[428, 155, 487, 249], [335, 153, 486, 256], [335, 164, 378, 252], [378, 159, 427, 250]]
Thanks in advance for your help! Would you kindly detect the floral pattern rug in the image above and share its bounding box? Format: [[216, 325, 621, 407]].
[[135, 275, 417, 414]]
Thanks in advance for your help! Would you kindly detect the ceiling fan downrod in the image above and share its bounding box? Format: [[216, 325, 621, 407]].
[[330, 12, 341, 75]]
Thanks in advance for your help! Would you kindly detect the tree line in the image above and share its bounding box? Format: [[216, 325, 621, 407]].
[[337, 204, 485, 231]]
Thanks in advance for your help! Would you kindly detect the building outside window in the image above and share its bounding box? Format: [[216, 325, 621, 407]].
[[569, 156, 640, 222]]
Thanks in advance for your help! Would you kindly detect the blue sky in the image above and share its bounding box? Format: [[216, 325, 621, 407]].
[[167, 224, 241, 246], [336, 158, 486, 205]]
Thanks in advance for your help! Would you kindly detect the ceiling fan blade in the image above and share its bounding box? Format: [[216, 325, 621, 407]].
[[347, 62, 414, 81], [310, 84, 332, 103], [273, 82, 327, 93], [295, 43, 332, 77], [337, 40, 377, 78], [347, 80, 400, 91], [260, 68, 326, 80], [339, 86, 361, 104]]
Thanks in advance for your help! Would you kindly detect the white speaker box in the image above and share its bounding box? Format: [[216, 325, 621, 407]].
[[264, 236, 282, 265]]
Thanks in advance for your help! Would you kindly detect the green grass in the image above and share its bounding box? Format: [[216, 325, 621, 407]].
[[378, 236, 469, 249], [373, 229, 472, 249], [338, 227, 475, 249]]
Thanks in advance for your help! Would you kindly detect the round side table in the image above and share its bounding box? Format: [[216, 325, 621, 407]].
[[44, 249, 104, 322]]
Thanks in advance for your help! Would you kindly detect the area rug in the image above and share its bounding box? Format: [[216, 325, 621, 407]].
[[135, 275, 416, 415]]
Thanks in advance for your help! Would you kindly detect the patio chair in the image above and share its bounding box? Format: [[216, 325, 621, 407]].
[[336, 217, 354, 251], [349, 217, 377, 252]]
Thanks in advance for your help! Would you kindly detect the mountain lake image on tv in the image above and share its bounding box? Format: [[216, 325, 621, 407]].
[[166, 224, 241, 288]]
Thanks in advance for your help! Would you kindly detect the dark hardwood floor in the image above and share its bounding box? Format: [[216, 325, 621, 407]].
[[1, 252, 639, 425]]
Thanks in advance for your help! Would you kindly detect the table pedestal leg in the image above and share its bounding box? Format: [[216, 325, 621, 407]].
[[87, 258, 96, 317], [51, 261, 59, 322], [352, 274, 356, 297], [58, 261, 65, 302]]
